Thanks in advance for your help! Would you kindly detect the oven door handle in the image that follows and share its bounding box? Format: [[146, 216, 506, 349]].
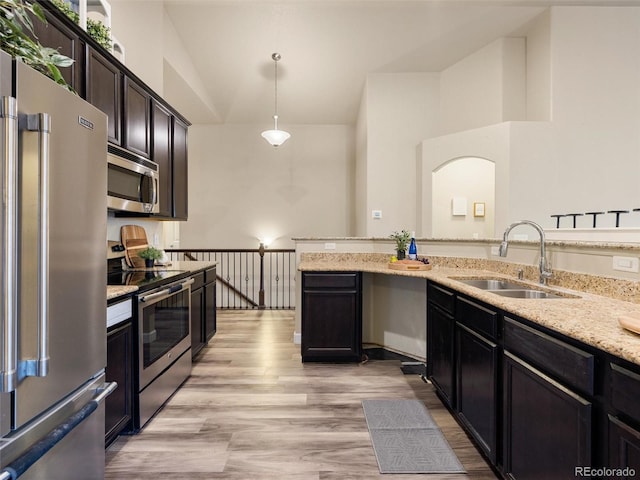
[[139, 278, 194, 304]]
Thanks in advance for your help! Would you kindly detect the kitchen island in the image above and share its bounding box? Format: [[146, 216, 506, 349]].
[[298, 247, 640, 478], [298, 252, 640, 365]]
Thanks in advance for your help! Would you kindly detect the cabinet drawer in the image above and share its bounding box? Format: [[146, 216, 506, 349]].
[[303, 272, 358, 289], [427, 282, 455, 314], [611, 363, 640, 425], [456, 296, 498, 340], [191, 272, 205, 290], [504, 316, 594, 395], [205, 267, 216, 284]]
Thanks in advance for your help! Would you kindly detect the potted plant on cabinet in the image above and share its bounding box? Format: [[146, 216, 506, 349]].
[[0, 0, 73, 88], [138, 246, 162, 268], [390, 230, 411, 260]]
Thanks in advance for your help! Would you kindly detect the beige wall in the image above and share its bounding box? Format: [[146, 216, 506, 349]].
[[180, 124, 355, 250], [357, 73, 440, 238], [439, 37, 526, 135], [106, 4, 640, 248]]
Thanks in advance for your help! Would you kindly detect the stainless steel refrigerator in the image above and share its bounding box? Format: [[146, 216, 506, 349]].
[[0, 51, 114, 479]]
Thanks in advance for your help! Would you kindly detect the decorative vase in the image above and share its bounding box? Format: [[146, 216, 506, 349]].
[[144, 258, 154, 268], [397, 250, 406, 260]]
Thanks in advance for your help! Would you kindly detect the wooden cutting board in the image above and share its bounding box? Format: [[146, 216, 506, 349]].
[[388, 260, 432, 271], [121, 225, 148, 268]]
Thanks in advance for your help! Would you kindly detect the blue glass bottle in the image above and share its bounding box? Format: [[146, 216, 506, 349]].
[[408, 232, 417, 260]]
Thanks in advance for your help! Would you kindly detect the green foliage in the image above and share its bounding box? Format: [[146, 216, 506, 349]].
[[138, 247, 163, 261], [0, 0, 72, 87], [390, 230, 411, 252], [51, 0, 111, 50], [86, 18, 110, 50]]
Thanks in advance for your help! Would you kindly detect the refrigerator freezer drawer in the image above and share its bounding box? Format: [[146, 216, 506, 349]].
[[0, 374, 114, 480]]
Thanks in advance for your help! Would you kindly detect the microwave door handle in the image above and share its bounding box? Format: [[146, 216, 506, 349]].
[[152, 176, 158, 207], [19, 113, 51, 379], [0, 97, 18, 393]]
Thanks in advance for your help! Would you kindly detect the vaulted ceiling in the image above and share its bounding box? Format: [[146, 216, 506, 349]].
[[161, 0, 631, 126]]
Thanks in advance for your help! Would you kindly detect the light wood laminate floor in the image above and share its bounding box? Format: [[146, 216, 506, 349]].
[[105, 310, 498, 479]]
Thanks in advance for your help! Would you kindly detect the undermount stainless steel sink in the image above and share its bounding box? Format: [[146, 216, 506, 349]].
[[457, 279, 524, 290], [490, 289, 566, 299], [452, 277, 580, 299]]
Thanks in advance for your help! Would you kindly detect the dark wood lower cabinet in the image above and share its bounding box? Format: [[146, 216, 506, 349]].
[[191, 267, 217, 359], [427, 302, 455, 408], [456, 323, 498, 463], [106, 321, 133, 446], [503, 352, 592, 480], [204, 276, 216, 341], [191, 285, 205, 357], [301, 272, 361, 362], [608, 415, 640, 472]]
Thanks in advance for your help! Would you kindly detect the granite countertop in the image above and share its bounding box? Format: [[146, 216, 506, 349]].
[[298, 253, 640, 366], [107, 285, 138, 300]]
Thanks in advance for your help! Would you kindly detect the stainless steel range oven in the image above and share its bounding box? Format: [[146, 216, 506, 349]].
[[136, 277, 193, 428]]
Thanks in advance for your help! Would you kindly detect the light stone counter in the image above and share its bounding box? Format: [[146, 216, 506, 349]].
[[107, 285, 138, 301], [298, 253, 640, 366]]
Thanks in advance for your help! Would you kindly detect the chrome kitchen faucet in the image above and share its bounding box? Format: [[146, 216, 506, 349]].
[[499, 220, 552, 285]]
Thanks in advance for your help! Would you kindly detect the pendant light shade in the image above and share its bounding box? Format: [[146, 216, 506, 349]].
[[261, 53, 290, 147]]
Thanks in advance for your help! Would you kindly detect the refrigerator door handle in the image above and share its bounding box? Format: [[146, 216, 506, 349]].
[[19, 113, 51, 379], [0, 382, 116, 480], [0, 96, 18, 393]]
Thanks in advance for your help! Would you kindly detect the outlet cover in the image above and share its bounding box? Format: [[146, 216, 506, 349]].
[[613, 256, 639, 273], [324, 242, 336, 250]]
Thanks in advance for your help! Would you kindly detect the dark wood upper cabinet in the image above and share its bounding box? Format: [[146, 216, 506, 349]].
[[172, 117, 189, 220], [30, 10, 84, 93], [152, 100, 173, 217], [86, 46, 122, 145], [124, 77, 151, 158]]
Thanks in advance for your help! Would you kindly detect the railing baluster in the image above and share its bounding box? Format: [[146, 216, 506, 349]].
[[165, 247, 295, 310]]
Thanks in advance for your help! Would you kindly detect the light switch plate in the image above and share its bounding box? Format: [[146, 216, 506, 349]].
[[372, 210, 382, 219]]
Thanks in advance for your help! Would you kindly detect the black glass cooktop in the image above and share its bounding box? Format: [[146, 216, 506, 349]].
[[107, 258, 187, 290]]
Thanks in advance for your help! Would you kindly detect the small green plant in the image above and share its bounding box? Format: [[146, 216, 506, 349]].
[[390, 230, 411, 253], [51, 0, 111, 50], [0, 0, 73, 87], [86, 18, 110, 50], [138, 247, 162, 261]]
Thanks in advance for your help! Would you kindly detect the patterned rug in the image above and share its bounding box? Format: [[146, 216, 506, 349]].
[[362, 399, 466, 474]]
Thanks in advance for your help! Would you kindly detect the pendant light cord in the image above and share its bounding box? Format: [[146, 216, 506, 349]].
[[273, 53, 280, 127]]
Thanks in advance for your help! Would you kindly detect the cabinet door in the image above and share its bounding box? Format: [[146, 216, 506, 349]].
[[172, 118, 189, 220], [190, 287, 205, 358], [302, 290, 360, 362], [86, 47, 121, 145], [457, 323, 498, 463], [31, 11, 84, 92], [152, 100, 173, 217], [204, 280, 216, 341], [503, 352, 592, 480], [124, 77, 151, 158], [608, 415, 640, 472], [106, 321, 133, 445], [427, 302, 455, 408]]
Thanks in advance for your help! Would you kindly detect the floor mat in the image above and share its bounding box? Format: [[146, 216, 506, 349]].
[[362, 399, 466, 474]]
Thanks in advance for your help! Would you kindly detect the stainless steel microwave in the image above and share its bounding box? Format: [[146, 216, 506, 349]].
[[107, 144, 159, 214]]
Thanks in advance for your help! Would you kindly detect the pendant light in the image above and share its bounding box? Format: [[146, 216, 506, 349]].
[[261, 53, 290, 147]]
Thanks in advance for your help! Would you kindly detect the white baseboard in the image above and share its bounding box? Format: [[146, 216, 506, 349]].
[[293, 331, 301, 344]]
